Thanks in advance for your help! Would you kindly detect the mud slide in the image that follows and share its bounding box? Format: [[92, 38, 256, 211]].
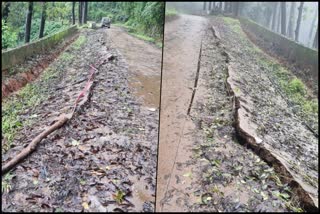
[[2, 27, 159, 212]]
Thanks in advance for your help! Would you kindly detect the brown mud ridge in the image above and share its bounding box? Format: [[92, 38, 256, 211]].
[[2, 28, 158, 212], [209, 18, 318, 211], [2, 33, 79, 100]]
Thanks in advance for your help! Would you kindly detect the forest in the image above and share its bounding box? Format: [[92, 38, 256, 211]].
[[1, 2, 164, 49], [167, 2, 318, 49]]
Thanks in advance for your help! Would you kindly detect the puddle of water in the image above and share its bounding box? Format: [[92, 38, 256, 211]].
[[128, 73, 160, 109], [128, 176, 155, 211]]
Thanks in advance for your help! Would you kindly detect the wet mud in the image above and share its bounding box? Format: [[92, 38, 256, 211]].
[[107, 26, 161, 109]]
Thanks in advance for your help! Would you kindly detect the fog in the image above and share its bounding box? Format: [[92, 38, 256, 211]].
[[166, 2, 318, 48]]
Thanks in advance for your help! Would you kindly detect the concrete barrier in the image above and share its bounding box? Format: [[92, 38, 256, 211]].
[[1, 25, 78, 71], [239, 17, 318, 83]]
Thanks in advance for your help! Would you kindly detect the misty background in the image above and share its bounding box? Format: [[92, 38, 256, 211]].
[[166, 2, 318, 49]]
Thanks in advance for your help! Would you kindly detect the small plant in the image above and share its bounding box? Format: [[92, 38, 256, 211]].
[[286, 78, 305, 95], [72, 35, 86, 50], [2, 172, 14, 193], [113, 190, 125, 204]]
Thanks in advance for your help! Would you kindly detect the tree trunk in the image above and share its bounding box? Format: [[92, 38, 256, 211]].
[[78, 1, 82, 25], [308, 10, 318, 47], [208, 2, 212, 11], [39, 2, 46, 38], [287, 2, 296, 39], [203, 2, 207, 11], [84, 1, 88, 24], [72, 2, 75, 25], [2, 2, 10, 21], [276, 4, 281, 33], [313, 25, 318, 49], [271, 2, 278, 31], [280, 2, 286, 36], [25, 2, 33, 43], [233, 2, 239, 17], [219, 2, 223, 12], [82, 2, 85, 24], [295, 2, 304, 42], [224, 2, 228, 12]]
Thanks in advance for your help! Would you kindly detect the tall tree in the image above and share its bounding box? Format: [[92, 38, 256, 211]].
[[280, 2, 286, 36], [72, 2, 75, 25], [208, 2, 212, 11], [295, 2, 304, 42], [2, 2, 11, 21], [308, 9, 318, 47], [82, 2, 85, 23], [287, 2, 296, 39], [224, 2, 228, 12], [276, 4, 281, 33], [313, 25, 318, 49], [25, 2, 33, 43], [84, 1, 88, 24], [271, 2, 278, 31], [78, 1, 82, 25], [219, 2, 223, 12], [203, 2, 207, 11], [39, 2, 46, 38], [233, 2, 239, 17]]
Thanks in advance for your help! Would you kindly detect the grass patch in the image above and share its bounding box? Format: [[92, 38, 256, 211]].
[[222, 17, 244, 36], [259, 58, 318, 115], [1, 172, 14, 193], [114, 22, 162, 48], [58, 52, 74, 62], [2, 83, 45, 153], [165, 8, 178, 17], [1, 51, 74, 153], [72, 35, 86, 50]]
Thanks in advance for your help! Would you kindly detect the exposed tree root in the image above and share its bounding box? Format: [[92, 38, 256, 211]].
[[1, 58, 107, 174]]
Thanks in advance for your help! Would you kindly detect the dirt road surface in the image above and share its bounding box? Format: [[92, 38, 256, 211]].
[[2, 26, 160, 212], [108, 26, 161, 109], [156, 14, 207, 212]]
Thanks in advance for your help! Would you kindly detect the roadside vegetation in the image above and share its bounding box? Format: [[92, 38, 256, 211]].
[[88, 2, 164, 46], [222, 16, 318, 132], [165, 8, 178, 17], [2, 2, 164, 50]]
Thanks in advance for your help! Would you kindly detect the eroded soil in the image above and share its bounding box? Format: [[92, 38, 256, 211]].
[[156, 14, 316, 212], [2, 27, 160, 212]]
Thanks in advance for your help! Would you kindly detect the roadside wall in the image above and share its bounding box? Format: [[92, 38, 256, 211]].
[[239, 17, 318, 82], [2, 25, 78, 71]]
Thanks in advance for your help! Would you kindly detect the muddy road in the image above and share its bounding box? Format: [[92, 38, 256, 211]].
[[157, 14, 315, 212], [108, 26, 161, 109], [2, 26, 160, 212], [156, 14, 207, 212]]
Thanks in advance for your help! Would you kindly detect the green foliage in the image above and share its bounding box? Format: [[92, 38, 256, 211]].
[[286, 78, 306, 95], [72, 35, 86, 50], [1, 172, 14, 193], [166, 8, 178, 17], [2, 20, 17, 49], [88, 2, 164, 39], [2, 83, 45, 153]]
